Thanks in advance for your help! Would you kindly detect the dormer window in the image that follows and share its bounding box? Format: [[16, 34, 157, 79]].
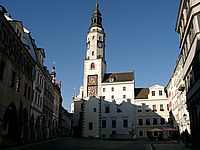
[[109, 77, 114, 82], [152, 91, 155, 96], [159, 90, 163, 96]]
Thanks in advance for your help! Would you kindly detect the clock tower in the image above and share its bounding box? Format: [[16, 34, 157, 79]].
[[83, 0, 106, 98]]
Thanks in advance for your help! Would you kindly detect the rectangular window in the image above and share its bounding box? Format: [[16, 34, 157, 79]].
[[111, 87, 114, 91], [81, 103, 84, 110], [112, 120, 116, 128], [112, 131, 116, 135], [105, 106, 110, 113], [0, 60, 5, 80], [35, 92, 38, 103], [160, 118, 165, 125], [10, 71, 16, 88], [89, 122, 93, 130], [93, 108, 96, 112], [117, 105, 122, 113], [159, 90, 163, 96], [123, 95, 126, 99], [153, 118, 157, 125], [123, 87, 126, 91], [153, 105, 157, 111], [16, 76, 21, 92], [28, 86, 31, 99], [138, 119, 143, 126], [123, 120, 128, 128], [160, 104, 164, 111], [102, 120, 106, 128], [24, 83, 27, 97], [167, 104, 169, 111], [139, 131, 143, 136], [111, 95, 114, 99], [152, 91, 155, 96], [146, 118, 150, 125], [103, 88, 105, 92]]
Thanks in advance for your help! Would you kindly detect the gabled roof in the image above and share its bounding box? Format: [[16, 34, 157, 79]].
[[135, 88, 149, 99], [102, 72, 134, 83]]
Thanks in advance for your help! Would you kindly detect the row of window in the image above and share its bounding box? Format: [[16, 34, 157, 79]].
[[138, 130, 161, 137], [185, 51, 200, 93], [34, 91, 42, 107], [35, 70, 44, 88], [138, 117, 166, 126], [102, 94, 127, 100], [87, 35, 102, 42], [104, 105, 123, 113], [151, 90, 163, 96], [89, 119, 128, 130], [0, 60, 32, 100], [0, 21, 33, 78], [178, 0, 190, 38], [103, 87, 126, 92], [138, 104, 169, 112]]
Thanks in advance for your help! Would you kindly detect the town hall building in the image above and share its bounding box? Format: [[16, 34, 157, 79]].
[[71, 1, 137, 139]]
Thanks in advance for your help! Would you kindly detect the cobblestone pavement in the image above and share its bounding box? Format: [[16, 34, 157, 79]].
[[148, 141, 199, 150], [3, 137, 150, 150], [3, 137, 199, 150]]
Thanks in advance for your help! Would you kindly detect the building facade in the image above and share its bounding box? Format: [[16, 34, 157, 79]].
[[0, 6, 34, 145], [134, 85, 170, 139], [0, 5, 63, 147], [175, 0, 200, 146], [166, 53, 190, 134]]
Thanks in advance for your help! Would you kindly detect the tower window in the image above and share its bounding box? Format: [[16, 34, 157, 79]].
[[91, 63, 95, 70], [92, 36, 95, 39], [99, 36, 102, 41], [92, 51, 94, 56]]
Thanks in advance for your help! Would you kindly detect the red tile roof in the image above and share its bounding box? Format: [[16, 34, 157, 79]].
[[135, 88, 149, 99], [102, 72, 134, 83]]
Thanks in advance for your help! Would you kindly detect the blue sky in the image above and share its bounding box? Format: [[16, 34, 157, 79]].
[[0, 0, 180, 111]]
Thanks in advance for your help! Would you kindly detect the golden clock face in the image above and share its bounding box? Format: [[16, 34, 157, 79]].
[[88, 75, 97, 85], [88, 86, 97, 97]]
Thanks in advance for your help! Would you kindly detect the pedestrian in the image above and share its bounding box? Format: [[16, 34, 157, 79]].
[[183, 129, 190, 147]]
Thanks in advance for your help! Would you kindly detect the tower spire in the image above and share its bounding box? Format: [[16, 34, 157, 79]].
[[96, 0, 99, 9], [90, 0, 103, 29]]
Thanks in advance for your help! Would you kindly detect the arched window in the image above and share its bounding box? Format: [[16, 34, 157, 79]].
[[91, 63, 95, 70]]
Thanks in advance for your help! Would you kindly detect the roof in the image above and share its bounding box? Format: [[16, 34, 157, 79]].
[[135, 88, 149, 99], [102, 72, 134, 83]]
